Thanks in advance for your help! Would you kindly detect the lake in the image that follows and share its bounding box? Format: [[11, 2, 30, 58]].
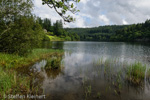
[[33, 42, 150, 100]]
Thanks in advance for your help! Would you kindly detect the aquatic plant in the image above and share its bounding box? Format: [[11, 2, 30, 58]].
[[96, 92, 101, 99], [0, 67, 34, 99], [0, 49, 63, 99], [126, 62, 146, 84], [51, 57, 62, 69], [84, 85, 92, 100], [45, 56, 62, 70]]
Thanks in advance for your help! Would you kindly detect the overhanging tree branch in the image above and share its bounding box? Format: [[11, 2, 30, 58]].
[[42, 0, 80, 22]]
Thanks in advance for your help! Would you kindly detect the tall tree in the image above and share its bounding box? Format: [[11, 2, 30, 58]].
[[0, 0, 45, 55], [0, 0, 33, 37]]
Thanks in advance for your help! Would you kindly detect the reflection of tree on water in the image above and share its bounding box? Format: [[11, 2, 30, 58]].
[[52, 41, 64, 49], [45, 67, 64, 79], [41, 41, 53, 49]]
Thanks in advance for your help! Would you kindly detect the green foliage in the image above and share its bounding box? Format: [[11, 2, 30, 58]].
[[113, 19, 150, 42], [43, 35, 50, 41], [38, 18, 80, 41], [0, 67, 31, 98], [127, 62, 146, 84], [38, 18, 53, 32], [65, 25, 128, 41], [42, 0, 80, 22], [0, 0, 47, 56], [51, 57, 62, 69], [0, 16, 44, 56], [0, 49, 63, 68], [65, 36, 71, 41], [53, 20, 63, 36], [45, 56, 62, 70], [66, 19, 150, 42]]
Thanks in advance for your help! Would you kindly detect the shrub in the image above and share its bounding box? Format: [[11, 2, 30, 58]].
[[45, 57, 62, 70]]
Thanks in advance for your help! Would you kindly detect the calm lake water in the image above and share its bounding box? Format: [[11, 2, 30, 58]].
[[33, 42, 150, 100]]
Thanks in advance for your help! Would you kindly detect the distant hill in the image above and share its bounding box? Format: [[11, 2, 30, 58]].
[[65, 25, 129, 41], [65, 20, 150, 42]]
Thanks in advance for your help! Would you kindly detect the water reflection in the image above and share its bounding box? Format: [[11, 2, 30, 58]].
[[31, 60, 63, 79], [35, 42, 150, 100], [52, 41, 64, 49], [62, 42, 150, 65], [40, 41, 53, 49]]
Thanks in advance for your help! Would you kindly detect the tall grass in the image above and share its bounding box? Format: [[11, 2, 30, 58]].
[[44, 52, 63, 70], [0, 49, 63, 99], [0, 67, 31, 99], [126, 62, 150, 84], [0, 49, 63, 68]]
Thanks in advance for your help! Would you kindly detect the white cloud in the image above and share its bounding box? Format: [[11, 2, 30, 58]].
[[33, 0, 150, 27], [80, 0, 89, 4], [123, 19, 128, 25], [33, 0, 62, 24], [99, 15, 110, 25]]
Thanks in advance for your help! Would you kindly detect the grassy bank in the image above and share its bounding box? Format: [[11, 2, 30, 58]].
[[47, 35, 65, 41], [0, 49, 63, 99], [0, 67, 32, 99], [0, 49, 63, 68]]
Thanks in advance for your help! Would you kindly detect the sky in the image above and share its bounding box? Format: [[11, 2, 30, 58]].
[[33, 0, 150, 28]]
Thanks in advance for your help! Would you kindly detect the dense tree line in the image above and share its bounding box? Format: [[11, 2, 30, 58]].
[[65, 25, 128, 41], [66, 20, 150, 42], [111, 20, 150, 42], [37, 17, 80, 41]]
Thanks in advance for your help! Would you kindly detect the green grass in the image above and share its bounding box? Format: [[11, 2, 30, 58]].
[[126, 62, 150, 84], [0, 49, 63, 99], [45, 53, 63, 70], [0, 67, 31, 99], [0, 49, 63, 68], [47, 35, 65, 41]]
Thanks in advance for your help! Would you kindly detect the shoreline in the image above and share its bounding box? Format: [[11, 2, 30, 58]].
[[0, 49, 63, 99]]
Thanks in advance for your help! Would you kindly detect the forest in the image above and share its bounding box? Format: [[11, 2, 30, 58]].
[[37, 17, 80, 41], [0, 0, 80, 56], [66, 20, 150, 42]]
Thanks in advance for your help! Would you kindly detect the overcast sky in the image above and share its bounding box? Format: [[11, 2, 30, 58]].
[[33, 0, 150, 28]]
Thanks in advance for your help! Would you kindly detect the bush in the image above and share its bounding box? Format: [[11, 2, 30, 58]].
[[0, 16, 44, 56], [43, 35, 50, 41]]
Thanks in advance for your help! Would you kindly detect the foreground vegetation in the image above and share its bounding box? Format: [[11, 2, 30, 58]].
[[126, 62, 150, 84], [92, 58, 150, 85], [0, 49, 63, 99], [0, 67, 34, 99], [81, 59, 150, 100], [0, 49, 63, 69], [45, 55, 63, 70]]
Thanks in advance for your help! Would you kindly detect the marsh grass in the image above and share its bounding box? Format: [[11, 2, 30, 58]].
[[83, 58, 150, 99], [0, 49, 63, 99], [93, 58, 150, 85], [126, 62, 150, 84], [45, 53, 63, 70], [0, 67, 32, 99], [84, 85, 92, 99], [0, 49, 63, 68]]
